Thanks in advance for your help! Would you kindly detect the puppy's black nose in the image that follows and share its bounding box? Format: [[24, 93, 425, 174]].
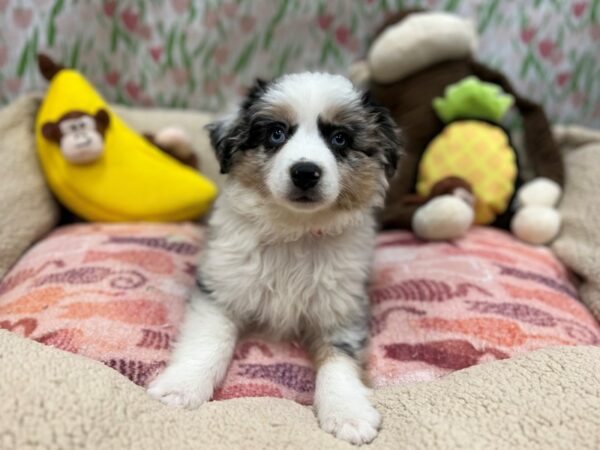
[[290, 162, 322, 190]]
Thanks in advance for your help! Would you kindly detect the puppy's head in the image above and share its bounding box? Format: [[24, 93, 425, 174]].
[[207, 73, 402, 214]]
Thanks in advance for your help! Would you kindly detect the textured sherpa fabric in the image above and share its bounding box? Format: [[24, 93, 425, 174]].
[[1, 330, 599, 449], [0, 93, 60, 280], [552, 125, 600, 322]]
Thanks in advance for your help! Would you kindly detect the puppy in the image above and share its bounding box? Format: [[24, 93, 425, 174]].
[[148, 73, 402, 445]]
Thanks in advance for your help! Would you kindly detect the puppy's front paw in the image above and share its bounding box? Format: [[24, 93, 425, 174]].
[[318, 401, 381, 445], [147, 366, 213, 409]]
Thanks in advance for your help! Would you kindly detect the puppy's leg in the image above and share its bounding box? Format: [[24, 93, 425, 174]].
[[148, 289, 237, 409], [311, 330, 380, 445]]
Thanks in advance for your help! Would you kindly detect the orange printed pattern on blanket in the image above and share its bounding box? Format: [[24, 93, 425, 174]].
[[0, 223, 198, 382], [60, 299, 168, 325], [415, 317, 574, 347], [84, 249, 175, 274], [0, 286, 65, 314]]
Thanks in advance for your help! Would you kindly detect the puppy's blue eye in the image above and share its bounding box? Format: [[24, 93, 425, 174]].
[[269, 127, 286, 146], [331, 132, 347, 147]]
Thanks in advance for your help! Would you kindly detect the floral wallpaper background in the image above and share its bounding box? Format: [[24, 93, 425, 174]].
[[0, 0, 599, 128]]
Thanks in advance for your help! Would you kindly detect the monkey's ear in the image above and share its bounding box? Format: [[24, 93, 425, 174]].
[[94, 109, 110, 134], [41, 122, 62, 143]]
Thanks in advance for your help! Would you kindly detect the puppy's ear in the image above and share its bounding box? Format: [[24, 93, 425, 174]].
[[206, 78, 271, 174], [205, 113, 247, 174], [361, 92, 403, 178], [241, 78, 270, 109]]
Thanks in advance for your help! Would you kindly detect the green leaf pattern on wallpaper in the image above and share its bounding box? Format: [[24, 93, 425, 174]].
[[0, 0, 598, 127]]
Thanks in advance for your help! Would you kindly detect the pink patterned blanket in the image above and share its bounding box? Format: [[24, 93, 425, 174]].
[[0, 223, 597, 405]]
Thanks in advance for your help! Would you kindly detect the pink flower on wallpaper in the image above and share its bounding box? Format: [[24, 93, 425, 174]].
[[103, 0, 117, 18], [13, 7, 33, 29], [149, 47, 163, 62], [221, 3, 238, 18], [520, 27, 536, 44], [0, 0, 8, 13], [170, 0, 190, 14], [213, 46, 229, 65], [125, 81, 141, 100], [335, 25, 351, 46], [5, 78, 22, 94], [0, 45, 7, 68], [556, 72, 571, 87], [170, 68, 189, 85], [537, 39, 555, 59], [317, 15, 333, 30], [121, 8, 139, 32], [572, 2, 588, 18], [105, 71, 119, 86], [240, 16, 256, 33], [535, 38, 564, 65]]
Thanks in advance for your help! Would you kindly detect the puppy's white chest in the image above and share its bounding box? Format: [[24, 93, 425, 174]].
[[203, 221, 372, 337]]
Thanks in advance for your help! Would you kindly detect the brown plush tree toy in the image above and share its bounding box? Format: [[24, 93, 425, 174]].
[[351, 10, 564, 245]]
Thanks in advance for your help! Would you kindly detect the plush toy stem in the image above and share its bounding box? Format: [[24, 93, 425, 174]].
[[432, 76, 514, 124], [38, 53, 64, 81]]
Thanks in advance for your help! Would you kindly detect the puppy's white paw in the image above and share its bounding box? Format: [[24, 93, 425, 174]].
[[412, 194, 474, 241], [318, 401, 381, 445], [147, 366, 213, 409]]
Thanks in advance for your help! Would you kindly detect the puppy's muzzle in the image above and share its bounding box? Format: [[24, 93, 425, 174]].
[[290, 162, 322, 191]]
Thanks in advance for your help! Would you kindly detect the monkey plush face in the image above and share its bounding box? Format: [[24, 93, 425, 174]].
[[42, 109, 110, 164]]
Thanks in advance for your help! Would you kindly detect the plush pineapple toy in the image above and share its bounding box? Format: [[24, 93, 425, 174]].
[[35, 54, 217, 222], [415, 76, 519, 227], [351, 10, 563, 245]]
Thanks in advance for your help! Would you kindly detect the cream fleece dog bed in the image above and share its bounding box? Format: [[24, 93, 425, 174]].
[[1, 330, 599, 449]]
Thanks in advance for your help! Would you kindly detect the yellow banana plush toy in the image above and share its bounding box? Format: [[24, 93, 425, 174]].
[[36, 54, 217, 222]]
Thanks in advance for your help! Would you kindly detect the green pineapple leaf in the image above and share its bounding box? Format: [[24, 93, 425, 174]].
[[433, 76, 515, 124]]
